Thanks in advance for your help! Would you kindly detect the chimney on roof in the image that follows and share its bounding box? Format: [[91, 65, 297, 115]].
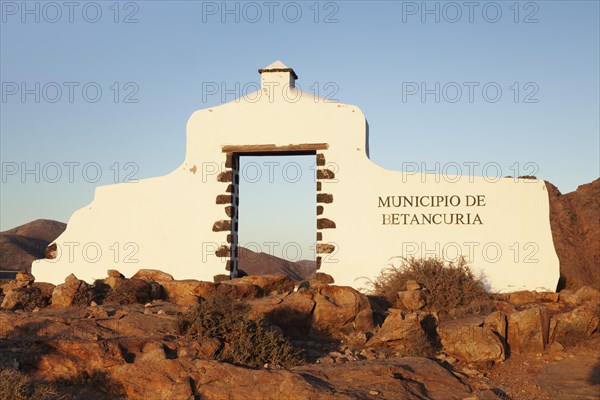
[[258, 60, 298, 89]]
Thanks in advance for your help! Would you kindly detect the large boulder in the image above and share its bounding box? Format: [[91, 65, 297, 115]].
[[131, 269, 174, 283], [366, 309, 428, 350], [549, 306, 599, 345], [310, 285, 374, 344], [248, 285, 374, 344], [226, 274, 294, 296], [437, 315, 505, 363], [50, 274, 91, 307], [248, 291, 316, 338], [507, 306, 550, 354], [161, 279, 262, 305]]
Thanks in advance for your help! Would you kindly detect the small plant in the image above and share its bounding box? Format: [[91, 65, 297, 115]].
[[178, 295, 303, 368], [0, 364, 60, 400], [371, 256, 492, 315]]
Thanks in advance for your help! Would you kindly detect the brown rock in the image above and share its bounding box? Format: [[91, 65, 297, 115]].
[[507, 290, 538, 305], [559, 291, 581, 305], [507, 306, 550, 354], [575, 286, 600, 304], [107, 269, 124, 278], [538, 291, 560, 303], [248, 292, 316, 338], [311, 285, 374, 344], [315, 272, 335, 284], [104, 275, 124, 289], [161, 279, 262, 305], [397, 289, 426, 311], [227, 274, 294, 296], [1, 287, 43, 309], [484, 310, 507, 340], [437, 316, 505, 363], [366, 309, 427, 349], [15, 272, 35, 284], [547, 179, 600, 291], [32, 282, 56, 299], [549, 306, 600, 344], [405, 280, 422, 291], [131, 269, 174, 283], [51, 277, 91, 307]]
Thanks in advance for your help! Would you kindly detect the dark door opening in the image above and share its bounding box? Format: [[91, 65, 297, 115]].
[[235, 153, 316, 281]]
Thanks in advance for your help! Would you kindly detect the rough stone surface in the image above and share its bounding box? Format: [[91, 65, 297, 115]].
[[575, 286, 600, 304], [161, 279, 262, 305], [366, 309, 427, 349], [437, 316, 506, 363], [507, 306, 549, 354], [549, 306, 600, 344], [131, 269, 175, 283], [547, 179, 600, 291], [226, 274, 294, 296], [1, 286, 42, 309], [311, 285, 374, 344], [107, 269, 124, 278], [51, 277, 91, 307], [397, 289, 426, 311]]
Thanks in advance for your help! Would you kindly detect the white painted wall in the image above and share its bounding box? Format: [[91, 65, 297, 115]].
[[32, 62, 560, 292]]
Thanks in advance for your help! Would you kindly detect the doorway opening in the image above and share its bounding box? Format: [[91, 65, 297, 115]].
[[235, 153, 317, 281]]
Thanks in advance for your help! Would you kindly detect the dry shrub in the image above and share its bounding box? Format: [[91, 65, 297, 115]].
[[105, 279, 152, 305], [71, 285, 94, 307], [0, 364, 60, 400], [10, 287, 48, 311], [178, 295, 302, 368], [371, 257, 491, 314]]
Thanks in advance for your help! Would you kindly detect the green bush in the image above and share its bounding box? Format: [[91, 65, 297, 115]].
[[0, 364, 60, 400], [371, 256, 492, 314], [178, 295, 302, 368]]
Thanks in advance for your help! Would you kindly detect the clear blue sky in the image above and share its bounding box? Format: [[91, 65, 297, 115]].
[[1, 1, 599, 261]]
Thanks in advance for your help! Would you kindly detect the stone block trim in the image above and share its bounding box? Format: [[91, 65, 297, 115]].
[[316, 153, 326, 166], [317, 193, 333, 203], [225, 206, 235, 218], [212, 220, 231, 232], [317, 218, 336, 229], [316, 232, 323, 241], [215, 245, 231, 257], [216, 194, 231, 204], [316, 182, 322, 191], [217, 171, 233, 182], [317, 205, 324, 215], [316, 256, 322, 270], [317, 169, 335, 180], [316, 243, 336, 254]]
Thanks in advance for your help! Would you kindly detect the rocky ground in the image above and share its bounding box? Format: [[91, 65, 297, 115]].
[[0, 270, 598, 400]]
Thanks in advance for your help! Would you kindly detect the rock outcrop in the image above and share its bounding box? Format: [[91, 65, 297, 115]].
[[547, 179, 600, 291]]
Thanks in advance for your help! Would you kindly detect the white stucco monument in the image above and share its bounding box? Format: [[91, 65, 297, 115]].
[[33, 61, 560, 292]]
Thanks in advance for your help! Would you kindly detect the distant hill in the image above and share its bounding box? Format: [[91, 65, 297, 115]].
[[238, 246, 316, 281], [0, 219, 66, 275]]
